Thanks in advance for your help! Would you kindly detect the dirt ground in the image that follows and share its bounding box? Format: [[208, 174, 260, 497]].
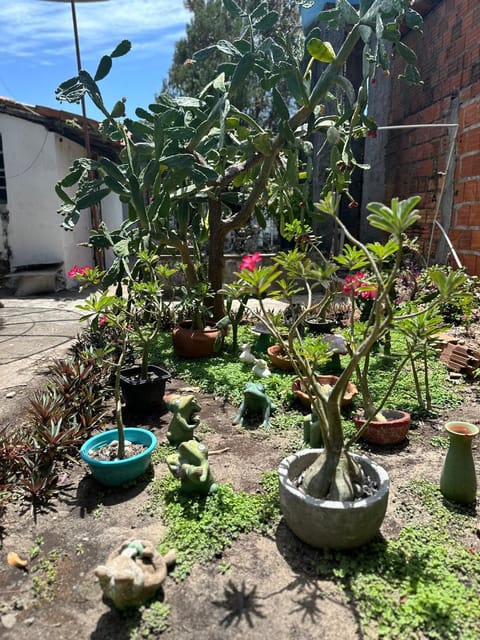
[[1, 370, 480, 640]]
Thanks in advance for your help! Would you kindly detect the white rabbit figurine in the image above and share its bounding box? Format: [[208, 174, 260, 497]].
[[252, 358, 271, 378], [239, 343, 256, 364]]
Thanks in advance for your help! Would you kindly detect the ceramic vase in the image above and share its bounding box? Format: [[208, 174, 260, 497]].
[[440, 421, 479, 504]]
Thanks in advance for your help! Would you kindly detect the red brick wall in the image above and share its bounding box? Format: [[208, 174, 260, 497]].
[[385, 0, 480, 273]]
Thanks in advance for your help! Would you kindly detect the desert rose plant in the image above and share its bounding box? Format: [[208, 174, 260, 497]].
[[234, 193, 468, 501]]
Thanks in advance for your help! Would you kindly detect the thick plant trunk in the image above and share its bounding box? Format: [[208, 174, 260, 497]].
[[208, 199, 227, 321], [302, 448, 364, 501]]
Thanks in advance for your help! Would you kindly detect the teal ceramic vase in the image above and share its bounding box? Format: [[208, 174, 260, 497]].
[[440, 421, 479, 504]]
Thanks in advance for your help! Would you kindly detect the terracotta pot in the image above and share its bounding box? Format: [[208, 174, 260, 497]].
[[278, 449, 389, 549], [172, 320, 224, 358], [292, 374, 358, 409], [267, 344, 294, 371], [354, 409, 411, 445]]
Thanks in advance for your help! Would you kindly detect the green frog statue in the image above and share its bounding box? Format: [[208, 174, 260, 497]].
[[166, 440, 217, 496], [166, 394, 201, 446], [233, 382, 275, 429]]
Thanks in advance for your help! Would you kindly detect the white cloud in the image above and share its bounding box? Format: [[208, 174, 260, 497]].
[[0, 0, 190, 62]]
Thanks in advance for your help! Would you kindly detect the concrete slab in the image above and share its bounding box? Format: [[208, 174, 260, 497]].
[[0, 289, 87, 391]]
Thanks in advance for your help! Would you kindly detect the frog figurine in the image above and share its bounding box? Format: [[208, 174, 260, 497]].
[[166, 440, 217, 496], [232, 382, 275, 429], [166, 394, 201, 446], [303, 412, 324, 448]]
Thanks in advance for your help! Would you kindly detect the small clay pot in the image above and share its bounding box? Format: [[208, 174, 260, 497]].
[[354, 409, 411, 445], [172, 321, 224, 358], [292, 374, 358, 408], [267, 344, 294, 371]]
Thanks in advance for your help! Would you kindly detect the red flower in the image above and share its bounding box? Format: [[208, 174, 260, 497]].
[[67, 265, 80, 278], [239, 252, 262, 271], [343, 272, 378, 300], [348, 201, 359, 209], [367, 130, 377, 138], [98, 315, 108, 327], [68, 264, 92, 278]]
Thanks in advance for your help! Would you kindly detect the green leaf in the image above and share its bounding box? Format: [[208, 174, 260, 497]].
[[193, 45, 218, 62], [76, 188, 111, 210], [272, 88, 290, 120], [251, 2, 268, 20], [396, 41, 417, 65], [94, 55, 112, 82], [223, 0, 243, 17], [103, 175, 128, 195], [254, 11, 279, 31], [99, 157, 125, 183], [284, 68, 309, 106], [307, 38, 336, 63], [214, 39, 242, 57], [400, 64, 423, 86], [60, 166, 85, 188], [160, 154, 194, 170], [337, 0, 359, 25], [252, 133, 273, 156], [230, 52, 255, 94], [175, 96, 205, 109], [110, 40, 131, 58], [55, 183, 75, 205], [405, 7, 423, 31], [334, 76, 355, 105]]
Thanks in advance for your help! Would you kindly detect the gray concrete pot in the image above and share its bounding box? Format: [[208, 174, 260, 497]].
[[278, 449, 389, 549]]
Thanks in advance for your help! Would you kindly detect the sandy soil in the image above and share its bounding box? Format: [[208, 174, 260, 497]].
[[1, 374, 480, 640]]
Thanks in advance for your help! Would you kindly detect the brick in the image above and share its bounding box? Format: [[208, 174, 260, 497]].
[[460, 153, 480, 177], [457, 128, 480, 155], [463, 102, 480, 129], [461, 179, 480, 202]]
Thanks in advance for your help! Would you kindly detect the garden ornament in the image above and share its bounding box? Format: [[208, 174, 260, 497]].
[[303, 413, 323, 448], [239, 343, 256, 364], [166, 394, 201, 446], [166, 439, 217, 496], [233, 382, 275, 429], [252, 358, 271, 378], [94, 539, 176, 610]]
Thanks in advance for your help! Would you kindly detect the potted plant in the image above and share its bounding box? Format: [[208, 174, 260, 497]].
[[171, 281, 227, 358], [235, 194, 467, 548], [70, 270, 158, 486], [117, 252, 174, 410]]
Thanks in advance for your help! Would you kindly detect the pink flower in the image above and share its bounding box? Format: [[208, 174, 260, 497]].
[[239, 252, 262, 271], [68, 264, 92, 279], [78, 265, 92, 276], [98, 315, 108, 327], [343, 272, 377, 300], [68, 265, 80, 278]]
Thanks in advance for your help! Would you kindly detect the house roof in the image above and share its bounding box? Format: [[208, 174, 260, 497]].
[[0, 96, 120, 160]]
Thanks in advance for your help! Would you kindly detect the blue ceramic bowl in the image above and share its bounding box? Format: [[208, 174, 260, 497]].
[[80, 428, 157, 487]]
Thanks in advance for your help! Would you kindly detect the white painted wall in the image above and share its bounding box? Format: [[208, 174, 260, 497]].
[[0, 113, 124, 289]]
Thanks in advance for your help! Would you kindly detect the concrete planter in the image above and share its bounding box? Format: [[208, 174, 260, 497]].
[[278, 449, 389, 549]]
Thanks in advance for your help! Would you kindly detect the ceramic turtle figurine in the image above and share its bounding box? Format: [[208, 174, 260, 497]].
[[95, 539, 176, 610], [166, 439, 217, 496], [233, 381, 275, 429]]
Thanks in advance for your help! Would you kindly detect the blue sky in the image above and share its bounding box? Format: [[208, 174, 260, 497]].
[[0, 0, 191, 120]]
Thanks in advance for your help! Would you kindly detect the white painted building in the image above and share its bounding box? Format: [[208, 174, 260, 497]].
[[0, 97, 123, 294]]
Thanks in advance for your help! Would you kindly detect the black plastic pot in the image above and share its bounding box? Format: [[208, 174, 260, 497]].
[[120, 365, 171, 411], [305, 318, 336, 334]]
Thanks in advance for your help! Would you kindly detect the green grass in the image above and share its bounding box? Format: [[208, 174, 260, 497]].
[[144, 471, 280, 582], [309, 480, 480, 639]]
